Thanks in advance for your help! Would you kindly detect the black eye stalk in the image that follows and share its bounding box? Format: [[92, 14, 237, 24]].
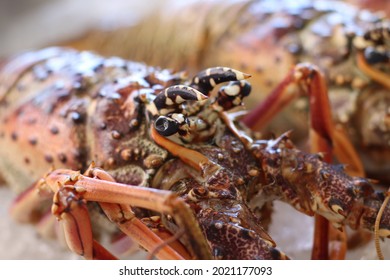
[[154, 116, 180, 136], [150, 67, 251, 137], [364, 46, 390, 65], [150, 85, 207, 137], [358, 23, 390, 65]]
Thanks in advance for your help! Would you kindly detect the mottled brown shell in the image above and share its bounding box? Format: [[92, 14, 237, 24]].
[[61, 0, 390, 182], [0, 48, 181, 192], [2, 48, 390, 259]]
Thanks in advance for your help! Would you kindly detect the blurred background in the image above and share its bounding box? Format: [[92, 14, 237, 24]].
[[0, 0, 389, 260], [0, 0, 163, 56]]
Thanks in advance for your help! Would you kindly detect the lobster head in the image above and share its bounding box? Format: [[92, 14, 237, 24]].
[[144, 67, 288, 259]]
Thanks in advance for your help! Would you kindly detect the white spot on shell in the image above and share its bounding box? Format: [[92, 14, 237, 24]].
[[165, 98, 174, 105], [224, 84, 240, 96], [331, 204, 344, 215], [353, 36, 368, 49], [175, 95, 185, 104], [172, 113, 185, 124], [210, 78, 216, 87], [188, 189, 198, 202], [148, 103, 158, 115], [248, 169, 259, 177], [214, 222, 223, 229]]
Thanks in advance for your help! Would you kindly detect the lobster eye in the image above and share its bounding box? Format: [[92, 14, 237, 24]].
[[364, 46, 390, 64], [154, 116, 179, 136]]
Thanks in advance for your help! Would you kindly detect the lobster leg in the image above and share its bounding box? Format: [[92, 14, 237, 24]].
[[150, 126, 218, 175], [242, 63, 364, 259], [10, 169, 194, 260], [150, 127, 289, 260], [42, 167, 212, 260], [356, 51, 390, 89], [354, 24, 390, 90], [85, 166, 191, 260], [242, 63, 364, 177], [10, 177, 116, 259], [248, 130, 390, 259], [309, 73, 346, 260], [51, 183, 115, 260]]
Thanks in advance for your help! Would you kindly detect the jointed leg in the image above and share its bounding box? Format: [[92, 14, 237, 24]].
[[43, 168, 211, 259], [86, 167, 191, 260], [241, 63, 364, 259], [10, 167, 202, 259], [355, 23, 390, 90], [242, 63, 364, 177], [374, 188, 390, 260]]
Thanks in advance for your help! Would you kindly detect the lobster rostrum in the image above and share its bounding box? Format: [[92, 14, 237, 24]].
[[63, 0, 390, 183], [1, 47, 390, 260]]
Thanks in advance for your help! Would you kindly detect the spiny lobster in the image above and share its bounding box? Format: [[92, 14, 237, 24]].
[[0, 47, 389, 260], [62, 0, 390, 183]]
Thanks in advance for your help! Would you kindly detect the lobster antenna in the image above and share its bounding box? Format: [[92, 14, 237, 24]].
[[190, 67, 251, 95], [374, 187, 390, 260], [147, 228, 186, 260]]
